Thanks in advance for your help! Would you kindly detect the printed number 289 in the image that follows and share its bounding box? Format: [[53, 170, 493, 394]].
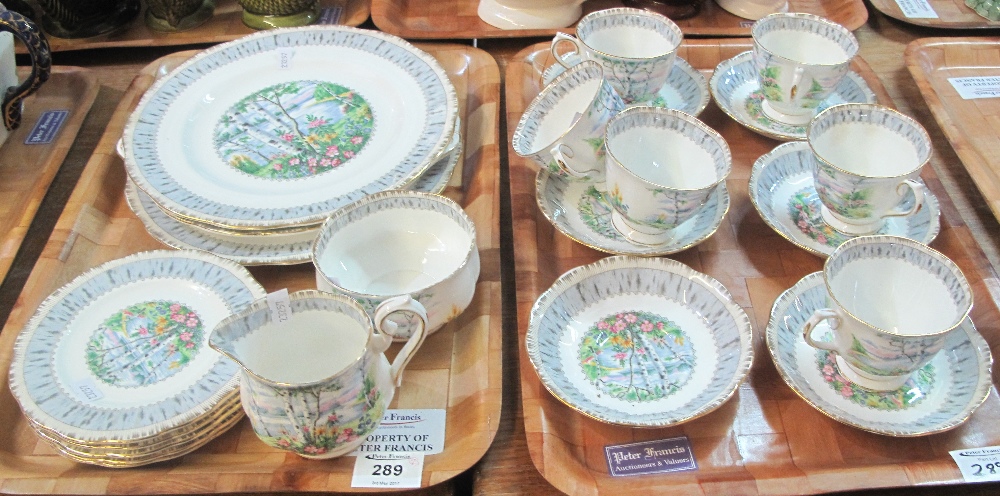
[[972, 463, 998, 476], [372, 464, 403, 476]]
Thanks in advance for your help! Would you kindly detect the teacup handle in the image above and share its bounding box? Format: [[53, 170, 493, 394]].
[[802, 308, 841, 351], [373, 295, 428, 388], [883, 179, 925, 219], [550, 143, 592, 179], [0, 10, 51, 131], [551, 32, 581, 69]]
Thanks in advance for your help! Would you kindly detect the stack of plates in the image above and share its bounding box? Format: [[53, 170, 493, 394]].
[[120, 26, 463, 266], [9, 250, 267, 467]]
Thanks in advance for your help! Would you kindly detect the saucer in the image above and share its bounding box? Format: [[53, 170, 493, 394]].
[[535, 169, 730, 256], [766, 272, 993, 437], [527, 256, 753, 427], [749, 142, 940, 257], [543, 53, 711, 117], [710, 51, 877, 141]]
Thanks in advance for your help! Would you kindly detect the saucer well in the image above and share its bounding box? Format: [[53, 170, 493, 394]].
[[527, 256, 753, 427], [543, 53, 711, 117], [766, 272, 992, 437], [749, 141, 940, 257], [710, 51, 877, 141], [535, 169, 730, 256]]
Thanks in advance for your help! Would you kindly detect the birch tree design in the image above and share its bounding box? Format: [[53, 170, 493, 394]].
[[85, 301, 204, 387], [578, 311, 695, 402], [213, 80, 374, 179]]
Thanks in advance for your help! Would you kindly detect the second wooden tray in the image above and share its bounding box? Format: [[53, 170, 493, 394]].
[[0, 42, 501, 494], [870, 0, 1000, 29], [509, 39, 1000, 495]]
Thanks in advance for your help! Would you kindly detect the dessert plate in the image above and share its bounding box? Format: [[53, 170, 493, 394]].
[[526, 256, 753, 427], [749, 141, 940, 257], [543, 53, 711, 117], [767, 272, 993, 436], [535, 169, 729, 256], [9, 250, 267, 443], [710, 51, 877, 141], [122, 26, 458, 232]]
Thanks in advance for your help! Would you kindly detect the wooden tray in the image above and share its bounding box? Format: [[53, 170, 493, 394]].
[[509, 39, 1000, 495], [0, 66, 98, 284], [870, 0, 1000, 29], [906, 38, 1000, 225], [370, 0, 866, 39], [0, 42, 501, 494], [26, 0, 369, 53]]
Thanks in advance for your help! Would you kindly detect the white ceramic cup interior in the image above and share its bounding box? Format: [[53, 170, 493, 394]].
[[576, 9, 680, 59], [810, 106, 930, 178], [754, 21, 852, 65], [607, 116, 721, 190], [530, 78, 602, 152]]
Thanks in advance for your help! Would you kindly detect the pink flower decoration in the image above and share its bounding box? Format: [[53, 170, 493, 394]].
[[816, 235, 827, 244], [186, 342, 195, 348], [326, 145, 339, 156], [332, 158, 341, 167], [288, 157, 300, 165], [170, 304, 181, 313], [320, 158, 332, 167], [656, 322, 664, 330], [281, 133, 294, 142], [613, 352, 627, 360], [597, 321, 609, 330], [640, 321, 653, 333], [625, 313, 637, 323], [273, 163, 283, 171], [308, 157, 318, 167], [308, 119, 326, 128], [172, 314, 185, 323], [344, 150, 355, 158], [351, 136, 363, 144], [840, 385, 853, 397], [277, 439, 290, 448], [612, 321, 626, 333], [822, 365, 834, 375], [179, 332, 192, 342], [138, 327, 148, 336]]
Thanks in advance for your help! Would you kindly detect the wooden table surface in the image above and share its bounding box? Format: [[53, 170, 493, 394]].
[[3, 3, 1000, 495]]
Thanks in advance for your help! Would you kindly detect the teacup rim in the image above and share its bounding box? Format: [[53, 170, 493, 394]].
[[605, 106, 732, 193], [571, 7, 684, 62], [512, 60, 605, 157], [751, 12, 859, 68], [311, 190, 478, 299], [821, 234, 973, 338], [807, 103, 932, 179]]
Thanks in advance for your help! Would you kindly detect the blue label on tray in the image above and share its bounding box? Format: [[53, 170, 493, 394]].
[[318, 6, 344, 24], [605, 436, 697, 477], [24, 109, 69, 145]]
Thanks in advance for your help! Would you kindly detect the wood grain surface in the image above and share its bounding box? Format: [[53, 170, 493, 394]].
[[869, 0, 1000, 29], [20, 0, 369, 53], [0, 67, 98, 287], [507, 39, 1000, 495], [906, 38, 1000, 226], [0, 42, 501, 494], [370, 0, 866, 39]]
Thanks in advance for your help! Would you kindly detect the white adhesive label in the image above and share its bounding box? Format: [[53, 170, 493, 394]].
[[266, 289, 292, 324], [351, 453, 424, 488], [948, 76, 1000, 99], [895, 0, 939, 18], [950, 446, 1000, 482], [350, 409, 446, 455]]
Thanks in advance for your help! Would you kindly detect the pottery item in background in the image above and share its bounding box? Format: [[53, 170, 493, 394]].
[[714, 0, 788, 20], [312, 191, 479, 340], [512, 60, 625, 180], [551, 7, 683, 105], [236, 0, 317, 29], [801, 235, 972, 391], [751, 13, 858, 124], [604, 106, 731, 246], [32, 0, 139, 38], [210, 291, 427, 459], [0, 6, 50, 146], [145, 0, 215, 31], [808, 103, 929, 235], [477, 0, 584, 29]]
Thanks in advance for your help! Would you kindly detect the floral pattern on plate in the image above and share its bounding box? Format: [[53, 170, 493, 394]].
[[526, 256, 753, 427], [765, 272, 992, 436], [710, 51, 877, 141], [748, 141, 940, 257], [535, 169, 730, 256], [816, 348, 933, 411]]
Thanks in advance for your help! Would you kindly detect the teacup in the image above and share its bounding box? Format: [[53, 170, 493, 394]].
[[751, 13, 858, 124], [312, 190, 479, 340], [477, 0, 585, 29], [0, 7, 50, 147], [210, 291, 427, 459], [802, 235, 972, 391], [808, 103, 930, 235], [513, 60, 624, 180], [604, 106, 731, 246], [550, 8, 683, 105]]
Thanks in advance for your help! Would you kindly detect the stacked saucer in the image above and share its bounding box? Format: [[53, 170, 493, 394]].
[[119, 26, 462, 265], [8, 250, 267, 467]]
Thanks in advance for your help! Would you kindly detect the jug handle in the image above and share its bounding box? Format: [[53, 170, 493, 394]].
[[0, 10, 51, 131], [373, 295, 428, 388]]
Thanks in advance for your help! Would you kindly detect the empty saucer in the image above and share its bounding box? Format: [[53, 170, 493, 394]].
[[710, 51, 877, 141], [749, 141, 940, 257], [766, 272, 992, 436], [535, 169, 730, 256]]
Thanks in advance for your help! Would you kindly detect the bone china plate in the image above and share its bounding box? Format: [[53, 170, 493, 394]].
[[9, 250, 267, 443], [526, 256, 754, 427], [122, 26, 458, 231]]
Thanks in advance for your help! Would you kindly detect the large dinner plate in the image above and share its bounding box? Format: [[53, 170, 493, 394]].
[[122, 26, 458, 231], [9, 250, 267, 442]]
